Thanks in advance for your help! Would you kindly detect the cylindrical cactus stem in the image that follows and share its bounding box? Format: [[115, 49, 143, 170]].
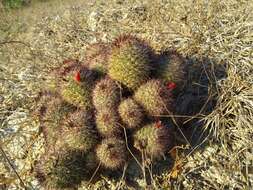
[[55, 110, 99, 153], [118, 98, 144, 129], [108, 35, 154, 90], [96, 137, 128, 170], [92, 77, 120, 111], [155, 50, 186, 93], [95, 109, 121, 137], [35, 93, 76, 146], [134, 79, 174, 116], [133, 121, 174, 159], [55, 126, 99, 153]]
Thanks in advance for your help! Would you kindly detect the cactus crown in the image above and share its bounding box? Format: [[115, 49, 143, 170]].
[[108, 35, 153, 90], [134, 121, 174, 159], [93, 77, 120, 111], [96, 138, 128, 170], [134, 79, 173, 116], [118, 98, 144, 129]]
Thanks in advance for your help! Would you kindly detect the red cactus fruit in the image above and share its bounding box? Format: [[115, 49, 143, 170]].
[[166, 82, 177, 90], [74, 71, 81, 82]]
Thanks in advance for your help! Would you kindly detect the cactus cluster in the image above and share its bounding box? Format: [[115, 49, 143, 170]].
[[35, 35, 187, 188]]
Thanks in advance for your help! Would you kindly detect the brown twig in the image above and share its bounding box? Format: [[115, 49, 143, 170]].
[[141, 149, 147, 187], [0, 145, 29, 190], [122, 126, 142, 167], [88, 161, 101, 185], [0, 40, 31, 47]]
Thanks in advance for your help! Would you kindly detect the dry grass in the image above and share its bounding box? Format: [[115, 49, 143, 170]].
[[0, 0, 252, 189]]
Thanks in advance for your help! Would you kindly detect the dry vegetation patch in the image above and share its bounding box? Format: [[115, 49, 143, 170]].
[[0, 0, 252, 189]]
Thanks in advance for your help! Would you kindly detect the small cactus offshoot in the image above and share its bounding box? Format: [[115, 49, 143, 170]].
[[61, 67, 98, 108], [95, 109, 121, 137], [61, 78, 92, 109], [86, 42, 111, 75], [92, 77, 120, 111], [133, 121, 174, 159], [96, 138, 128, 170], [118, 98, 144, 129], [134, 79, 173, 116], [155, 50, 186, 92]]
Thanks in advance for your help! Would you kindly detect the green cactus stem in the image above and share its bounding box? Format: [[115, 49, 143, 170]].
[[118, 98, 144, 129], [134, 79, 174, 116], [96, 138, 128, 170], [92, 77, 120, 111], [133, 121, 174, 159], [108, 35, 154, 90], [95, 109, 121, 137]]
